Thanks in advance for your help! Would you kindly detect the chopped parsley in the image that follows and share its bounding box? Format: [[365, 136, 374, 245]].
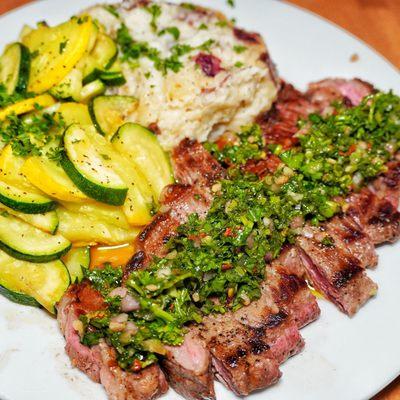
[[103, 4, 120, 18], [233, 45, 247, 54], [0, 111, 64, 157], [158, 26, 180, 41], [234, 61, 244, 68], [227, 0, 235, 7], [145, 4, 162, 32], [59, 39, 68, 54], [117, 24, 216, 74], [80, 92, 400, 372]]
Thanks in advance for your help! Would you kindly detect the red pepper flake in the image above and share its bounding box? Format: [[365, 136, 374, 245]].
[[221, 263, 232, 271], [339, 143, 357, 156], [224, 227, 233, 237], [194, 52, 223, 77], [132, 359, 142, 372]]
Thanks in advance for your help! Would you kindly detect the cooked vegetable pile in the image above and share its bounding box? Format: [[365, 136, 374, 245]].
[[80, 92, 400, 371], [0, 14, 173, 312]]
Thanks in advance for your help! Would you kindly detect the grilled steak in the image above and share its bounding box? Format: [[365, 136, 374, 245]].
[[258, 78, 375, 148], [346, 188, 400, 245], [198, 296, 303, 396], [162, 330, 215, 400], [306, 78, 375, 108], [270, 246, 321, 328], [57, 284, 168, 400], [296, 225, 378, 316]]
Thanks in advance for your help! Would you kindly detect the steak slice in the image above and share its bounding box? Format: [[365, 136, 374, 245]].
[[270, 246, 321, 328], [296, 226, 378, 316], [258, 78, 375, 149], [57, 285, 168, 400], [306, 78, 375, 108], [257, 81, 315, 148], [198, 276, 305, 396], [323, 214, 378, 269], [346, 187, 400, 245], [172, 138, 225, 187], [162, 330, 215, 400], [57, 286, 103, 382]]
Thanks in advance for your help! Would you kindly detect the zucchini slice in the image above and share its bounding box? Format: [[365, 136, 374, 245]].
[[22, 156, 89, 203], [99, 70, 126, 86], [61, 124, 128, 206], [0, 145, 56, 213], [0, 43, 30, 94], [57, 102, 92, 126], [57, 207, 140, 245], [0, 180, 56, 214], [0, 284, 40, 308], [0, 250, 70, 313], [112, 123, 174, 203], [0, 203, 58, 234], [22, 16, 93, 93], [62, 246, 90, 283], [0, 213, 71, 262], [78, 126, 154, 225], [49, 68, 83, 101], [79, 32, 118, 84], [89, 95, 137, 138], [79, 79, 106, 103]]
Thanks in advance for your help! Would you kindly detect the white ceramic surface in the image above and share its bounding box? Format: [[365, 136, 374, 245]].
[[0, 1, 399, 400]]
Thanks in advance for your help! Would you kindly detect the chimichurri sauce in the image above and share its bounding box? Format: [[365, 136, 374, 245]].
[[81, 92, 400, 371]]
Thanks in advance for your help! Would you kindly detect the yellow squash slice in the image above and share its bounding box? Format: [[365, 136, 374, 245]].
[[0, 94, 55, 121], [22, 156, 89, 202], [22, 16, 93, 93]]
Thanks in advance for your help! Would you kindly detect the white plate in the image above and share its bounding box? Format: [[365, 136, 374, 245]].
[[0, 1, 399, 400]]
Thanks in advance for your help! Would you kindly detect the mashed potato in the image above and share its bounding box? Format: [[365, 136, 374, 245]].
[[87, 1, 279, 150]]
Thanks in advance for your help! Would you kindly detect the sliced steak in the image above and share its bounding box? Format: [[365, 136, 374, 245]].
[[162, 330, 215, 400], [323, 214, 378, 269], [296, 226, 378, 316], [198, 277, 304, 396], [257, 81, 315, 148], [57, 284, 168, 400], [270, 246, 321, 328], [172, 138, 225, 187], [371, 160, 400, 209], [57, 285, 103, 382], [346, 187, 400, 245], [258, 78, 375, 149], [306, 78, 375, 108], [98, 341, 168, 400]]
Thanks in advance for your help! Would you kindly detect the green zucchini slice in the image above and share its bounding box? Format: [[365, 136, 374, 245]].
[[0, 42, 30, 94], [62, 246, 90, 283], [61, 124, 128, 206], [81, 33, 118, 84], [0, 250, 70, 313], [112, 123, 174, 203], [0, 180, 56, 214], [89, 95, 137, 138], [0, 213, 71, 263], [79, 79, 106, 103], [0, 203, 58, 234]]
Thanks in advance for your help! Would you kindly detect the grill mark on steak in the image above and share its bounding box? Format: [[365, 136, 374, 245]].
[[332, 259, 363, 289], [296, 230, 378, 316]]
